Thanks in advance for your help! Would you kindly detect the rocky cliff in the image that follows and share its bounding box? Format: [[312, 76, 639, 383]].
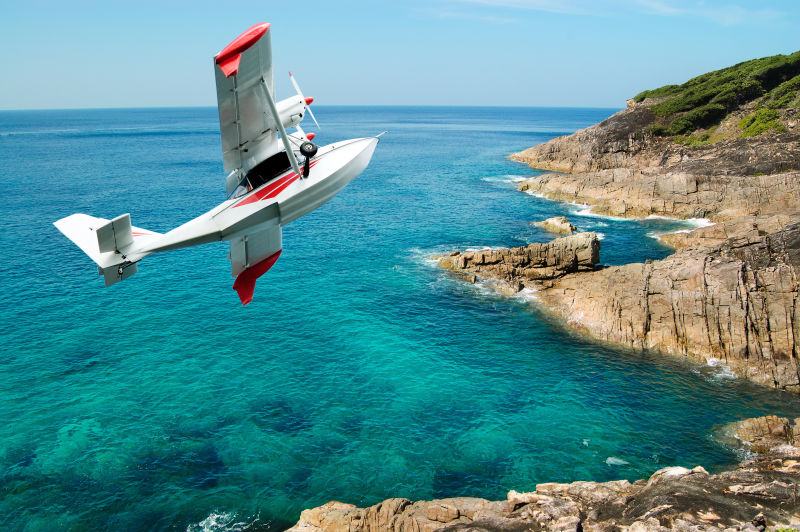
[[511, 85, 800, 221], [488, 75, 800, 392], [289, 416, 800, 532], [438, 224, 800, 391]]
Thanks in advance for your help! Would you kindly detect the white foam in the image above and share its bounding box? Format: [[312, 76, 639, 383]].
[[470, 278, 506, 298], [513, 286, 539, 302], [706, 358, 738, 379], [523, 189, 547, 198], [687, 218, 715, 228], [463, 246, 506, 253], [645, 215, 715, 228], [407, 247, 450, 268], [691, 357, 738, 383], [588, 221, 609, 228], [605, 456, 629, 466], [582, 439, 590, 447], [187, 511, 255, 532], [646, 217, 716, 241], [481, 174, 529, 184], [571, 203, 633, 222], [596, 232, 605, 240]]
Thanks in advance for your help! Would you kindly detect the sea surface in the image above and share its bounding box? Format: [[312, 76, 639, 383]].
[[1, 107, 799, 531]]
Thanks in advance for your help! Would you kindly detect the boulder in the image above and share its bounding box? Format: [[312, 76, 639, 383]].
[[436, 232, 600, 289], [532, 216, 578, 235]]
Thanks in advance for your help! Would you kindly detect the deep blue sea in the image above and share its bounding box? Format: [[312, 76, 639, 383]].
[[2, 107, 799, 531]]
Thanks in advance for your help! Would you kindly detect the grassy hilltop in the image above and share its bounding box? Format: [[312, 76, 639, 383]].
[[633, 50, 800, 142]]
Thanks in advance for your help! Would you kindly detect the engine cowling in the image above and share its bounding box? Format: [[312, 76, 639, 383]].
[[275, 95, 306, 131]]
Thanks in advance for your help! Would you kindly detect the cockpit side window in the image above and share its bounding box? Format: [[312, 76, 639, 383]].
[[246, 151, 292, 190]]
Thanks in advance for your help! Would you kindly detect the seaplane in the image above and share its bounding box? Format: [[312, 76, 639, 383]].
[[54, 22, 380, 305]]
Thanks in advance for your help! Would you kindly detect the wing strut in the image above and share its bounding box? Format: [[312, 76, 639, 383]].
[[260, 77, 303, 176]]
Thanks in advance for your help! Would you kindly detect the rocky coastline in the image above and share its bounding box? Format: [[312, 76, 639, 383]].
[[288, 416, 800, 532], [443, 97, 800, 393]]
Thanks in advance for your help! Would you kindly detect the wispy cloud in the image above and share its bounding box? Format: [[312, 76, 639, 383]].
[[632, 0, 781, 25], [453, 0, 594, 15], [445, 0, 784, 25], [632, 0, 683, 16], [434, 9, 519, 24]]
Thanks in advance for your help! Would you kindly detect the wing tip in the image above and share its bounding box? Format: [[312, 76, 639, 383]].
[[232, 249, 282, 306], [215, 22, 271, 78]]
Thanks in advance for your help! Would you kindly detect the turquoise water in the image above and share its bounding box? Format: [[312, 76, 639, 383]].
[[1, 107, 799, 531]]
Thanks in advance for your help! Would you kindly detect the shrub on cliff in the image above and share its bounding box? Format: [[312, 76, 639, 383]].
[[633, 50, 800, 135], [760, 74, 800, 109], [667, 104, 727, 135], [738, 108, 785, 137]]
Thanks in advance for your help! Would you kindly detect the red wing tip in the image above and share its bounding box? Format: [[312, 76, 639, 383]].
[[215, 22, 271, 77], [217, 56, 242, 77], [232, 249, 282, 306]]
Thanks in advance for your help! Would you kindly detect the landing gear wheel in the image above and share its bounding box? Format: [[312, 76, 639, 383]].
[[300, 141, 318, 178], [300, 142, 318, 158]]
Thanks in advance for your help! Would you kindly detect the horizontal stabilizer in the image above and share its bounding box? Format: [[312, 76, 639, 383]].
[[54, 213, 161, 286]]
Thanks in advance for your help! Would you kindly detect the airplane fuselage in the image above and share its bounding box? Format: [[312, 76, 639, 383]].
[[129, 136, 378, 262]]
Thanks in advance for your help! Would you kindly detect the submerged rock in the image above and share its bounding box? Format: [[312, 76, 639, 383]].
[[288, 417, 800, 531], [729, 415, 798, 453]]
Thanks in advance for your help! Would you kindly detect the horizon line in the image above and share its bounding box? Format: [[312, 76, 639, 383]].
[[0, 104, 624, 113]]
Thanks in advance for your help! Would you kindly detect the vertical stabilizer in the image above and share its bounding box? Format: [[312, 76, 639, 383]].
[[96, 213, 134, 253]]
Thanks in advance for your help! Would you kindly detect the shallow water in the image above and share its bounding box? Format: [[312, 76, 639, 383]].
[[1, 107, 798, 531]]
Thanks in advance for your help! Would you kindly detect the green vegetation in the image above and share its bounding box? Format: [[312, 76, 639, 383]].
[[666, 103, 726, 135], [674, 131, 712, 147], [634, 50, 800, 137], [738, 108, 785, 137], [760, 73, 800, 108]]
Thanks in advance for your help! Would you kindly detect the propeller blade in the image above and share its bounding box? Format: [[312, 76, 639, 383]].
[[307, 106, 320, 129], [289, 72, 320, 130], [289, 71, 302, 95]]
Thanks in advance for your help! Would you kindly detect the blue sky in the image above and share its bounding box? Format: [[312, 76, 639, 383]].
[[1, 0, 798, 109]]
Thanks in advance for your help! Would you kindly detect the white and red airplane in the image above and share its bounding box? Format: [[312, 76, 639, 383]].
[[54, 22, 379, 305]]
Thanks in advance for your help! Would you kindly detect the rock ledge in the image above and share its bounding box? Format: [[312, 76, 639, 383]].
[[288, 417, 800, 532]]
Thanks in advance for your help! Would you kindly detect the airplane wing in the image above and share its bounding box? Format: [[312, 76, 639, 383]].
[[214, 22, 278, 178], [229, 224, 282, 305]]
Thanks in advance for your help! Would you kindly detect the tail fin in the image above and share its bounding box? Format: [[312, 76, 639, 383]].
[[54, 213, 161, 286]]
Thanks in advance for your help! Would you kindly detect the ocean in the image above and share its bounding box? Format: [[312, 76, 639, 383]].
[[1, 106, 799, 531]]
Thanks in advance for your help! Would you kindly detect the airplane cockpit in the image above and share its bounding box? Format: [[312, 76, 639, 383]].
[[229, 151, 293, 199]]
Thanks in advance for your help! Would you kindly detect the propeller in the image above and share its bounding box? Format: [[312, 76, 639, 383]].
[[289, 72, 320, 129]]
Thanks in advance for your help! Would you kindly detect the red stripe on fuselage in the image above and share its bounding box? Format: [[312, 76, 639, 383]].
[[233, 159, 321, 208]]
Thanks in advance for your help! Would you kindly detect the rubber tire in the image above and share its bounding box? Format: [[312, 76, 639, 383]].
[[300, 142, 318, 157]]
